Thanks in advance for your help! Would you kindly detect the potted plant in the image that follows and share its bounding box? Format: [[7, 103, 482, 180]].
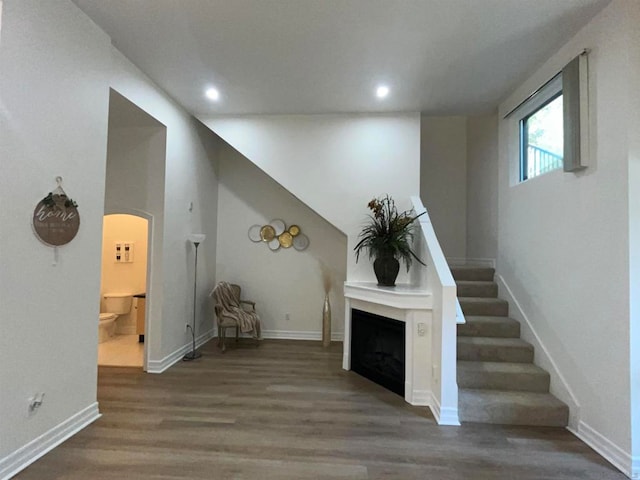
[[354, 195, 425, 286]]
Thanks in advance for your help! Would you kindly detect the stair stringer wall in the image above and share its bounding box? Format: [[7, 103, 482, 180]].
[[495, 274, 581, 427], [199, 114, 422, 283], [497, 272, 637, 478]]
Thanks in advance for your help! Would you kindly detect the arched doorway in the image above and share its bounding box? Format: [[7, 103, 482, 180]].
[[98, 211, 153, 371]]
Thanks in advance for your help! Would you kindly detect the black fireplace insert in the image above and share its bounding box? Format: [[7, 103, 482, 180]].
[[350, 309, 405, 397]]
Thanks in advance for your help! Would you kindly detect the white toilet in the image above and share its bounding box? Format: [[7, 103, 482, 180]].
[[99, 293, 133, 343]]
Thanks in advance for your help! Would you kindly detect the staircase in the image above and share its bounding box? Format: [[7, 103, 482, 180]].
[[452, 265, 569, 426]]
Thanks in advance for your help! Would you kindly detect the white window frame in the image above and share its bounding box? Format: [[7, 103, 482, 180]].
[[509, 74, 563, 184], [507, 52, 589, 186]]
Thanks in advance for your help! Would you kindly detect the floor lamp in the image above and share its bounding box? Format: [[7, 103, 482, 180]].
[[183, 233, 205, 361]]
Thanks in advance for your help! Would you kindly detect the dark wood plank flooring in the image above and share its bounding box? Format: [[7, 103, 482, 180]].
[[16, 339, 625, 479]]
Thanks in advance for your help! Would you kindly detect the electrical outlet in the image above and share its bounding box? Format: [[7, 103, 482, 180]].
[[417, 322, 426, 336], [285, 313, 290, 321], [185, 323, 190, 332]]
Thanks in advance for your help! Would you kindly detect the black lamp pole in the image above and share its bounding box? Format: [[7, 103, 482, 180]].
[[183, 238, 203, 361]]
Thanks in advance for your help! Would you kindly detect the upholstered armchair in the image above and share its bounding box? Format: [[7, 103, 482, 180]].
[[210, 282, 262, 352]]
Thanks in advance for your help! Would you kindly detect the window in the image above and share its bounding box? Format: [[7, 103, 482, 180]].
[[507, 52, 588, 184], [520, 92, 564, 181], [512, 73, 563, 182]]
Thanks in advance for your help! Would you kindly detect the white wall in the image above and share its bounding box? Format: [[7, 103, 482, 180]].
[[216, 143, 347, 338], [0, 0, 111, 467], [626, 0, 640, 470], [200, 114, 421, 284], [466, 115, 498, 261], [497, 0, 637, 474], [0, 1, 223, 475], [419, 115, 498, 262], [110, 49, 222, 366], [420, 116, 467, 259]]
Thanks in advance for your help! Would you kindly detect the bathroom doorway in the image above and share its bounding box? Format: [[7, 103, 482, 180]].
[[98, 213, 149, 368], [103, 89, 167, 372]]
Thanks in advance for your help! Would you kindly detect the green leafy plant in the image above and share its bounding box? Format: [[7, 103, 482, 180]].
[[354, 195, 426, 271], [41, 192, 78, 209]]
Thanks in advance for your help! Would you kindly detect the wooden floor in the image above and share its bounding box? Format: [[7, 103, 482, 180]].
[[17, 339, 625, 479]]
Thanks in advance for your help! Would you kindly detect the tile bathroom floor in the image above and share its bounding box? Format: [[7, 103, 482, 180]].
[[98, 334, 143, 367]]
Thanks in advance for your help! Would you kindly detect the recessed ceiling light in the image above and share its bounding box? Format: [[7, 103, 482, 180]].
[[205, 87, 220, 101], [376, 85, 390, 99]]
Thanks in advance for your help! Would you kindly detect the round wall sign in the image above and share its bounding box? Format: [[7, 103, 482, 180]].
[[32, 194, 80, 246]]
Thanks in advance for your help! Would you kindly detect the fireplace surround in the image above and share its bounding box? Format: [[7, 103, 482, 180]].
[[343, 282, 433, 406]]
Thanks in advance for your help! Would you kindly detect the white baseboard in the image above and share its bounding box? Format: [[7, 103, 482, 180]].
[[146, 329, 214, 374], [569, 421, 637, 479], [262, 329, 344, 342], [0, 402, 100, 480], [446, 257, 496, 268], [216, 328, 344, 342], [429, 392, 460, 426], [495, 274, 581, 428]]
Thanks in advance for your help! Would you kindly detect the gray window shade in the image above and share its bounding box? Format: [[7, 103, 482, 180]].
[[562, 54, 587, 172]]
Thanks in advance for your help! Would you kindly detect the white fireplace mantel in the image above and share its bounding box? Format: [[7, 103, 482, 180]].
[[343, 282, 433, 407], [343, 282, 433, 310]]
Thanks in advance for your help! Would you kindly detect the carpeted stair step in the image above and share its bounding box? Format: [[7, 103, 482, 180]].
[[450, 266, 495, 282], [459, 297, 509, 317], [452, 262, 567, 427], [457, 337, 534, 363], [457, 361, 550, 392], [456, 280, 498, 298], [459, 388, 569, 426], [457, 316, 520, 338]]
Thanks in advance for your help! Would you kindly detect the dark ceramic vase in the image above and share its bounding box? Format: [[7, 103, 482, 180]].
[[373, 255, 400, 287]]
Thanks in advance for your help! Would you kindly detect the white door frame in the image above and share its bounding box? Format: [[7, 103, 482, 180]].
[[103, 208, 154, 372]]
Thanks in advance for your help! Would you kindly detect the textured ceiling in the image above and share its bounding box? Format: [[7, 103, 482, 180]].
[[74, 0, 610, 116]]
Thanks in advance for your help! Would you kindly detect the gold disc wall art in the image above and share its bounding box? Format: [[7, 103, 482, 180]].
[[247, 220, 309, 252]]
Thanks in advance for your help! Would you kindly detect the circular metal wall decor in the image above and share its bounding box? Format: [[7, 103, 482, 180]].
[[288, 225, 300, 236], [260, 225, 276, 242], [32, 178, 80, 247], [270, 219, 286, 236], [293, 233, 310, 251], [248, 224, 262, 242], [268, 238, 280, 251], [247, 219, 309, 252], [278, 231, 293, 248]]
